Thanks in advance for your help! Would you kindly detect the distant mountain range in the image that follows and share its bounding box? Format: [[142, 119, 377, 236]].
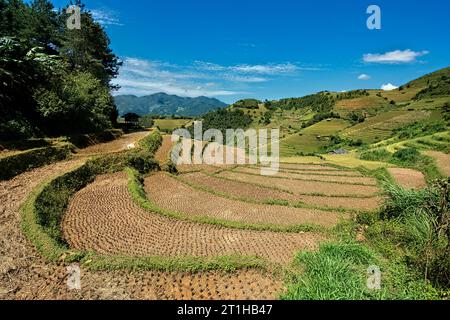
[[114, 93, 228, 117]]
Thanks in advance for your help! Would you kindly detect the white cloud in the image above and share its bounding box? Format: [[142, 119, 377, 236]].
[[358, 74, 371, 80], [381, 83, 399, 91], [113, 57, 248, 97], [230, 63, 299, 74], [114, 79, 241, 97], [363, 49, 429, 64], [114, 57, 315, 97], [194, 61, 314, 75], [90, 9, 123, 27]]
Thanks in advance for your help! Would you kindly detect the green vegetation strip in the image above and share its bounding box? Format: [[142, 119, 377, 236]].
[[128, 168, 326, 233]]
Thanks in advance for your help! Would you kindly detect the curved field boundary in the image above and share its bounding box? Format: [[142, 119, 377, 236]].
[[176, 171, 381, 212], [144, 172, 345, 228], [63, 171, 325, 265], [235, 167, 378, 186], [216, 171, 380, 197]]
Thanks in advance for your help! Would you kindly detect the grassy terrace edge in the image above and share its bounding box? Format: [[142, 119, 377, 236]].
[[19, 131, 269, 272]]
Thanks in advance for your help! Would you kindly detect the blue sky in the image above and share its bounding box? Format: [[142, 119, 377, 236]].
[[51, 0, 450, 103]]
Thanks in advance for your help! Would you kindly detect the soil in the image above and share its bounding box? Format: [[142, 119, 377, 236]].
[[388, 168, 427, 189]]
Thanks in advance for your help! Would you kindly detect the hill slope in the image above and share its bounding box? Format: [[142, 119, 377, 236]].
[[114, 93, 228, 117]]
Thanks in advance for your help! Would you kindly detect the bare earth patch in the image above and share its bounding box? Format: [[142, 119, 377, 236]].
[[217, 171, 380, 197], [388, 168, 427, 189], [63, 172, 324, 264], [179, 172, 381, 211], [423, 151, 450, 177], [145, 172, 344, 228]]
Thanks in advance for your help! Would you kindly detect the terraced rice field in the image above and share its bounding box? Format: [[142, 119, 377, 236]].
[[341, 110, 431, 143], [234, 167, 378, 185], [63, 172, 323, 264], [144, 172, 344, 228], [388, 168, 427, 189], [216, 170, 379, 197], [280, 119, 350, 155], [177, 171, 381, 211], [7, 135, 387, 299]]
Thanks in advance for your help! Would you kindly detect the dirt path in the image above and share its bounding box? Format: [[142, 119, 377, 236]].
[[0, 132, 285, 300], [154, 135, 174, 165], [63, 172, 324, 264], [388, 168, 427, 189], [423, 151, 450, 176], [75, 131, 150, 156], [145, 172, 343, 228], [179, 171, 381, 211]]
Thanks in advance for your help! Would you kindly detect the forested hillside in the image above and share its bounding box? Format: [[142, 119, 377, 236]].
[[0, 0, 121, 140], [114, 93, 227, 117]]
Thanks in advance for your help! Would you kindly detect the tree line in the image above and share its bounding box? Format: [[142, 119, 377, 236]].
[[0, 0, 121, 140]]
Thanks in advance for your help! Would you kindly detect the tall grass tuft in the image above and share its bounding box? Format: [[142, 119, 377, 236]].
[[381, 179, 449, 287]]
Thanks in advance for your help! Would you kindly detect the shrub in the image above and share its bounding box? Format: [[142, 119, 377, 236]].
[[392, 147, 420, 163], [126, 151, 159, 174], [139, 130, 163, 154], [360, 149, 391, 162]]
